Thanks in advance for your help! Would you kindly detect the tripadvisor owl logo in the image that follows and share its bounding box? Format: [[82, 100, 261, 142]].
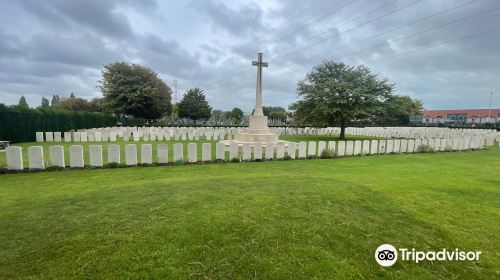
[[375, 244, 398, 267], [374, 244, 482, 267]]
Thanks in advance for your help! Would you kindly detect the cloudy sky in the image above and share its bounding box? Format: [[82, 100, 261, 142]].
[[1, 0, 499, 112]]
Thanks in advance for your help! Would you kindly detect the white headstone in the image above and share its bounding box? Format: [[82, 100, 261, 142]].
[[216, 143, 225, 160], [188, 143, 197, 163], [353, 140, 362, 155], [370, 140, 378, 155], [202, 143, 211, 162], [298, 141, 307, 158], [386, 140, 394, 154], [69, 145, 84, 168], [45, 132, 54, 142], [254, 143, 263, 160], [276, 143, 285, 159], [36, 132, 44, 142], [362, 140, 370, 155], [307, 141, 316, 157], [393, 139, 401, 153], [378, 140, 386, 154], [265, 143, 274, 159], [400, 139, 408, 153], [64, 132, 72, 142], [157, 144, 168, 164], [73, 132, 81, 142], [287, 142, 296, 159], [89, 145, 103, 167], [28, 146, 45, 169], [125, 144, 137, 165], [6, 146, 23, 170], [345, 141, 354, 156], [95, 132, 102, 142], [327, 141, 336, 154], [108, 144, 121, 164], [173, 143, 184, 162], [80, 132, 88, 142], [407, 139, 415, 153], [133, 132, 140, 142], [141, 144, 153, 164], [337, 141, 346, 156], [49, 145, 65, 167], [229, 143, 239, 160], [54, 132, 62, 142], [110, 131, 117, 142], [317, 141, 326, 157], [242, 143, 251, 161], [88, 132, 95, 142]]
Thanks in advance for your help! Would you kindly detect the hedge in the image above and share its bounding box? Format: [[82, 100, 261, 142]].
[[0, 104, 117, 143]]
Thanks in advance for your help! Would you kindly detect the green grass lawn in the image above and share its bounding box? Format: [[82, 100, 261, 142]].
[[0, 134, 381, 167], [0, 147, 498, 279]]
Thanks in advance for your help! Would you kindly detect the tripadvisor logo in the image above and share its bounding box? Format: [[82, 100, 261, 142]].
[[375, 244, 481, 267]]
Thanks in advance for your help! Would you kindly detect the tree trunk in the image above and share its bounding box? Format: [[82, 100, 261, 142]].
[[340, 119, 346, 140]]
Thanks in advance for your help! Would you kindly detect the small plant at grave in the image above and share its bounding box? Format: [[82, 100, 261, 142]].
[[416, 144, 434, 153], [46, 166, 65, 172], [214, 159, 225, 164], [319, 147, 336, 159], [174, 159, 185, 165], [283, 155, 292, 160], [104, 162, 123, 168], [140, 163, 153, 167], [306, 154, 317, 160], [230, 157, 240, 163], [444, 145, 453, 152]]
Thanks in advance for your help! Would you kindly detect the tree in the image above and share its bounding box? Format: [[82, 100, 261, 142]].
[[40, 97, 50, 109], [380, 95, 423, 125], [263, 106, 287, 122], [178, 87, 212, 124], [229, 107, 244, 124], [53, 93, 96, 112], [290, 61, 393, 139], [18, 96, 29, 109], [99, 62, 172, 119], [51, 95, 61, 107]]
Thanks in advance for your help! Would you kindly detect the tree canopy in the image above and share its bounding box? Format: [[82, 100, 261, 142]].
[[262, 106, 287, 122], [290, 61, 393, 139], [40, 97, 50, 109], [18, 96, 29, 109], [99, 62, 172, 119], [178, 87, 212, 124]]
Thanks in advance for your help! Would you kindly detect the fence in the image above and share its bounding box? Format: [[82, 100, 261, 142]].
[[3, 137, 492, 172]]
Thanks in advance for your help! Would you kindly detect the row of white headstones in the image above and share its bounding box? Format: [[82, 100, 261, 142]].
[[5, 137, 491, 171], [34, 126, 499, 143]]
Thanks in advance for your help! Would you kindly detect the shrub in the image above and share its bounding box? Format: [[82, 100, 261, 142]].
[[283, 155, 292, 160], [230, 157, 240, 163], [319, 147, 336, 159], [0, 104, 116, 143], [174, 160, 185, 165], [104, 162, 122, 168], [416, 144, 434, 153], [444, 145, 453, 152]]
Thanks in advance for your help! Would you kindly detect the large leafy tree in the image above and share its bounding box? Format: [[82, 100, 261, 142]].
[[178, 87, 212, 124], [290, 61, 393, 139], [50, 95, 61, 107], [99, 62, 172, 119], [263, 106, 287, 122], [380, 95, 423, 125], [229, 107, 244, 124]]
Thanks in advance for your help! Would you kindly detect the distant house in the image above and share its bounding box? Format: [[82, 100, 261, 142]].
[[410, 109, 500, 125]]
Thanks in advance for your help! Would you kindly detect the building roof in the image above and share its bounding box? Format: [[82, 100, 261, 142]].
[[421, 109, 500, 118]]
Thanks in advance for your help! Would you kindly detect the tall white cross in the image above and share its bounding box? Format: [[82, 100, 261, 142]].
[[252, 52, 268, 116]]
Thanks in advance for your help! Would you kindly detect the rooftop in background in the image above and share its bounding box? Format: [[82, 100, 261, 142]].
[[421, 109, 500, 118]]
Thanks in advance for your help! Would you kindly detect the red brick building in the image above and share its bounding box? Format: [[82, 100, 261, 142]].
[[411, 109, 500, 125]]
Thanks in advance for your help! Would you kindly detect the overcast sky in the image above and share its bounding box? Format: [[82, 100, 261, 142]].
[[1, 0, 499, 111]]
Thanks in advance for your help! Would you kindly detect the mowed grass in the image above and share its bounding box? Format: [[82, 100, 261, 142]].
[[0, 134, 380, 167], [0, 147, 498, 279]]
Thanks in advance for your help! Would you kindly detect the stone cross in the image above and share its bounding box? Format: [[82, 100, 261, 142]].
[[252, 52, 268, 116]]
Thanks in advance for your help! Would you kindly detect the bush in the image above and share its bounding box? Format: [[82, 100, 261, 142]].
[[319, 147, 336, 159], [416, 144, 434, 153], [0, 104, 116, 143], [174, 160, 185, 165], [283, 155, 292, 160], [104, 162, 122, 168], [230, 157, 240, 163]]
